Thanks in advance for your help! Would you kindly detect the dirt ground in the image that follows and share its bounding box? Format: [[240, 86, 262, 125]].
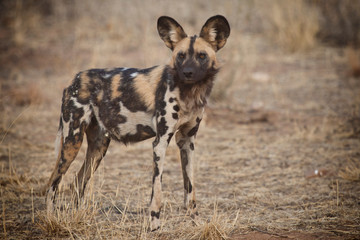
[[1, 1, 360, 239]]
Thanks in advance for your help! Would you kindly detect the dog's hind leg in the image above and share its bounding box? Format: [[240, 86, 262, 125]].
[[46, 119, 86, 213], [46, 91, 91, 213], [73, 117, 110, 201]]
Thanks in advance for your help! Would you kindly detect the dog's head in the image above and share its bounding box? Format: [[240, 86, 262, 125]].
[[157, 15, 230, 84]]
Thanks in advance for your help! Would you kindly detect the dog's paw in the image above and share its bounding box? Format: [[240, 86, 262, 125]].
[[45, 188, 56, 215], [150, 217, 161, 232]]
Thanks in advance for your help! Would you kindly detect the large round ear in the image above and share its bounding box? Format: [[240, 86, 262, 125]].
[[157, 16, 187, 51], [199, 15, 230, 51]]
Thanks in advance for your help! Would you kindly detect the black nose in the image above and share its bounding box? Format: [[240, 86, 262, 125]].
[[183, 68, 193, 78]]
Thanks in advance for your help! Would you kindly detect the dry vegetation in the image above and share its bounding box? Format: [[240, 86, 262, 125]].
[[1, 0, 360, 239]]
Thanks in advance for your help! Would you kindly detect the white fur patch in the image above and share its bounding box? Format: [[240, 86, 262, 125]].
[[208, 28, 217, 42], [103, 73, 112, 79], [169, 29, 180, 43], [62, 117, 70, 140], [54, 128, 62, 159], [116, 102, 155, 137]]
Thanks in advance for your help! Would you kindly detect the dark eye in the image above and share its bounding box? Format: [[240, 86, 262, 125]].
[[177, 52, 186, 60], [198, 53, 207, 60]]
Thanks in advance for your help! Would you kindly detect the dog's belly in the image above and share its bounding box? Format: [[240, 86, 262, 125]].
[[93, 101, 156, 144]]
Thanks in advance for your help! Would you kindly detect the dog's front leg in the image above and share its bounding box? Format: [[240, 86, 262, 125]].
[[149, 113, 176, 231], [175, 116, 202, 217]]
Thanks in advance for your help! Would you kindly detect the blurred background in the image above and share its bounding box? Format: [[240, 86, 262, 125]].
[[1, 0, 360, 107]]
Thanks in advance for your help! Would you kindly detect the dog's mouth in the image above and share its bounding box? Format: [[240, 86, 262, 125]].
[[180, 73, 202, 84], [173, 68, 205, 84], [176, 74, 196, 84], [183, 77, 197, 84]]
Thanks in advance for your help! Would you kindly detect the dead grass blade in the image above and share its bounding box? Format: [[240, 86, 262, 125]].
[[0, 106, 30, 144], [338, 158, 360, 182], [1, 189, 7, 238], [184, 203, 234, 240], [37, 186, 99, 238]]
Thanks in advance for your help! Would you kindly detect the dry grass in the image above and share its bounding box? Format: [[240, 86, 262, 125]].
[[0, 0, 360, 239], [36, 169, 100, 238], [339, 158, 360, 182], [259, 0, 319, 52], [314, 0, 360, 47], [257, 0, 360, 52], [7, 83, 43, 106], [28, 167, 236, 239]]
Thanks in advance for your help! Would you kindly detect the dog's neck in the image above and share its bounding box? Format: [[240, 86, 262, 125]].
[[168, 66, 219, 111]]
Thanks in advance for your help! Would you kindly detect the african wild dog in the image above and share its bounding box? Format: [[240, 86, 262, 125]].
[[45, 15, 230, 231]]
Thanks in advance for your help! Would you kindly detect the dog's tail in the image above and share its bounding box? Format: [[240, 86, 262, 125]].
[[54, 117, 63, 161], [39, 117, 63, 196]]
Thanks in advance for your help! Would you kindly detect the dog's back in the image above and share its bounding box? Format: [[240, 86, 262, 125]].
[[61, 66, 170, 144]]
